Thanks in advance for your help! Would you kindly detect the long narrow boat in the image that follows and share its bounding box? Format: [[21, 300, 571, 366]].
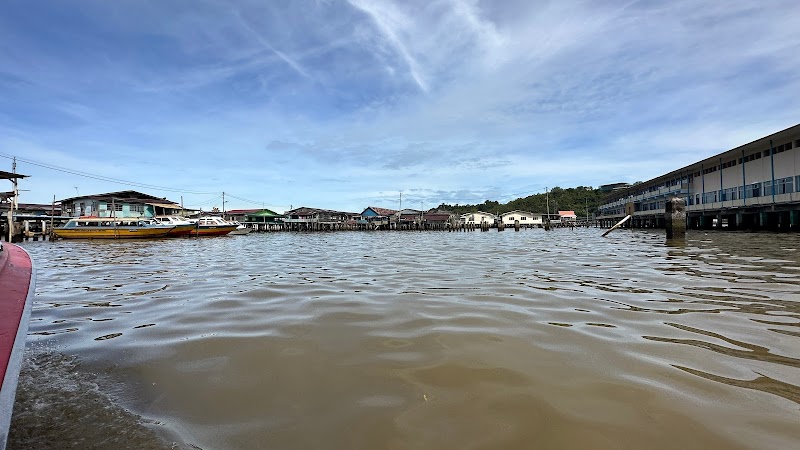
[[53, 217, 176, 239], [0, 242, 35, 450], [189, 216, 237, 237], [151, 216, 197, 237]]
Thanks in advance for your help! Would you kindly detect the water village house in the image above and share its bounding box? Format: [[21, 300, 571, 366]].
[[283, 207, 358, 231], [500, 210, 542, 227], [460, 211, 497, 226], [422, 211, 455, 229], [397, 209, 423, 227], [360, 206, 398, 229], [59, 190, 187, 218], [558, 210, 577, 223]]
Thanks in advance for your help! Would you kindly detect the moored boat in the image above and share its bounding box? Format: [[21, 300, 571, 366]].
[[152, 216, 197, 237], [228, 221, 253, 235], [53, 217, 176, 239], [189, 216, 238, 237], [0, 242, 35, 450]]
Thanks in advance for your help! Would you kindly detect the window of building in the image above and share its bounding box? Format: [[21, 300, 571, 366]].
[[114, 203, 123, 211], [750, 182, 761, 198], [764, 180, 773, 196], [130, 204, 143, 213], [776, 177, 794, 194]]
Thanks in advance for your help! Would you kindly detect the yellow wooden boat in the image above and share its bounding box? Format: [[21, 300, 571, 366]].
[[53, 217, 176, 239]]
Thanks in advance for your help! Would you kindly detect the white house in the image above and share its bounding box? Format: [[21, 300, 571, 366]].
[[558, 210, 577, 222], [460, 211, 497, 226], [500, 210, 543, 227]]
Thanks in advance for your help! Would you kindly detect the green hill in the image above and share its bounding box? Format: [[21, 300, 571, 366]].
[[437, 186, 607, 219]]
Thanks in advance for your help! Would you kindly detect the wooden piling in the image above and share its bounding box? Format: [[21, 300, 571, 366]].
[[665, 196, 686, 240]]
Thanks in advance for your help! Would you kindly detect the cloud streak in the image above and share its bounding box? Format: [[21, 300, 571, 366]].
[[1, 0, 799, 212]]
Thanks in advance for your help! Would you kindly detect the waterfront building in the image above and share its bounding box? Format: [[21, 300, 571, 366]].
[[60, 190, 189, 219], [460, 211, 497, 226], [500, 210, 542, 227], [283, 207, 357, 231], [597, 124, 800, 230], [421, 212, 453, 229], [558, 210, 577, 223], [397, 209, 423, 227], [359, 206, 397, 229], [243, 209, 284, 224], [226, 208, 283, 223], [1, 170, 29, 242]]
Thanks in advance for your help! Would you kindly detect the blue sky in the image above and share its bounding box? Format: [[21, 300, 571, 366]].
[[2, 0, 799, 213]]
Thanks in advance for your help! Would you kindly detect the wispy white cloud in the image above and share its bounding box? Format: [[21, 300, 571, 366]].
[[1, 0, 800, 211]]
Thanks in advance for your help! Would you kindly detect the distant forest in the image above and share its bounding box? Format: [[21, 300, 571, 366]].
[[436, 186, 610, 218]]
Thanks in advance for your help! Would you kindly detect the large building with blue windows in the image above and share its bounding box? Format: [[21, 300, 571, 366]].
[[598, 124, 800, 230]]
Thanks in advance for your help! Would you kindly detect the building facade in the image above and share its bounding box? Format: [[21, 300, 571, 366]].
[[59, 190, 185, 219], [460, 211, 497, 226], [500, 210, 542, 227], [598, 124, 800, 230]]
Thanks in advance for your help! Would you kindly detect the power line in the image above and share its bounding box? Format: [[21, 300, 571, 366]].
[[0, 152, 218, 195], [226, 193, 264, 205]]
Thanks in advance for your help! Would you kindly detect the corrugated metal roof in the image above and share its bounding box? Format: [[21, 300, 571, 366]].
[[146, 202, 184, 209], [362, 206, 397, 217], [245, 209, 283, 217], [60, 190, 176, 204], [0, 170, 28, 179]]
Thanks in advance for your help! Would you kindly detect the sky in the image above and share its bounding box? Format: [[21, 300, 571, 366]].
[[2, 0, 800, 213]]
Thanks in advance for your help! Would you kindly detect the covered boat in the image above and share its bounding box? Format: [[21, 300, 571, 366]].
[[189, 216, 237, 237], [152, 216, 197, 237], [53, 217, 176, 239]]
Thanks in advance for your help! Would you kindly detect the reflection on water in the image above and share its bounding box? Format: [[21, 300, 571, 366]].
[[9, 229, 800, 449]]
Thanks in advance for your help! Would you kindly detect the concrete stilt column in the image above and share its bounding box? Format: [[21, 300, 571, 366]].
[[665, 197, 686, 240]]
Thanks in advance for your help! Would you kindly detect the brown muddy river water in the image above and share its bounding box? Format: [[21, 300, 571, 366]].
[[9, 229, 800, 449]]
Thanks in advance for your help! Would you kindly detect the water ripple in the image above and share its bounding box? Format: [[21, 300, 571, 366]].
[[12, 229, 800, 449]]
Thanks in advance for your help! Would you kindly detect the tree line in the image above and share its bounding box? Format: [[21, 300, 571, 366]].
[[436, 186, 609, 219]]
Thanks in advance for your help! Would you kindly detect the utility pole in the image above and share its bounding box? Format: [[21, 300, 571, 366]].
[[545, 186, 550, 218], [222, 191, 226, 218], [8, 158, 19, 241]]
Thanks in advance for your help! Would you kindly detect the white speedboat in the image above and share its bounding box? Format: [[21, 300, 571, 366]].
[[228, 221, 253, 235], [152, 216, 197, 237]]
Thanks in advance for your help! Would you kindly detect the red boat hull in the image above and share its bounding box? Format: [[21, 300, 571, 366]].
[[0, 243, 35, 448]]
